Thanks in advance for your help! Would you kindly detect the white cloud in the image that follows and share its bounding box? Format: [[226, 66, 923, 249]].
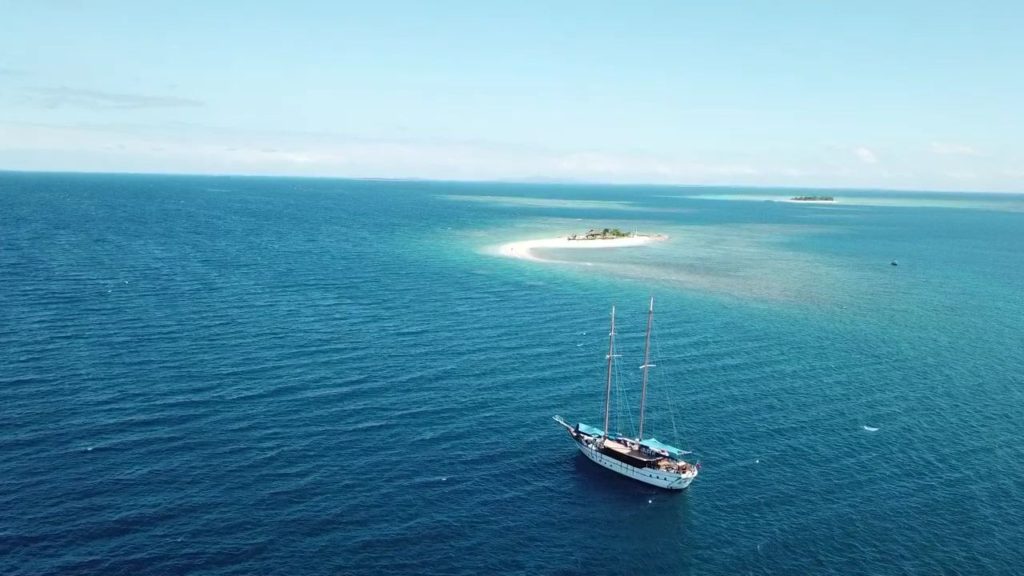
[[943, 169, 978, 180], [853, 147, 878, 164], [930, 142, 981, 156], [0, 122, 767, 185], [26, 87, 204, 110], [1, 122, 1022, 192], [550, 152, 757, 182]]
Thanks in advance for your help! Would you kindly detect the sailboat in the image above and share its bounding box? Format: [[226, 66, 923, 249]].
[[554, 297, 698, 490]]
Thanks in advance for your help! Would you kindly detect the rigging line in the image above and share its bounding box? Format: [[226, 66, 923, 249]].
[[661, 341, 684, 443], [651, 314, 683, 444], [612, 348, 619, 434], [602, 306, 616, 439], [618, 332, 634, 434], [613, 348, 637, 437], [615, 351, 636, 436], [609, 331, 626, 435], [614, 365, 622, 435], [621, 381, 636, 437], [668, 393, 681, 444]]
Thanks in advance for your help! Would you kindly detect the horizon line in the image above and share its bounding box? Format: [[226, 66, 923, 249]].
[[1, 168, 1022, 196]]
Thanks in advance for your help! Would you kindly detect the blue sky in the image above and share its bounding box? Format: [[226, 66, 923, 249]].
[[2, 1, 1022, 191]]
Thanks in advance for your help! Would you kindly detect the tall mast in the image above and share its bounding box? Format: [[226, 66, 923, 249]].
[[637, 296, 655, 440], [602, 306, 616, 440]]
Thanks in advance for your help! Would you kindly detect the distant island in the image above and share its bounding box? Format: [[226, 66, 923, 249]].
[[567, 228, 633, 240], [790, 196, 835, 202]]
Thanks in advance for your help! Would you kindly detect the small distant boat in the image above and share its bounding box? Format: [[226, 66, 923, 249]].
[[891, 260, 899, 266], [554, 298, 698, 490]]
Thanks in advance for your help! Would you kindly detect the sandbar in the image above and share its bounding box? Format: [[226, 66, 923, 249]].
[[498, 235, 664, 262], [782, 198, 837, 204]]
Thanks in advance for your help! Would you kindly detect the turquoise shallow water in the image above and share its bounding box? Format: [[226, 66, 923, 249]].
[[2, 173, 1023, 574]]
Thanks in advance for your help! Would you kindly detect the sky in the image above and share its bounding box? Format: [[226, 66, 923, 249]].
[[1, 1, 1023, 191]]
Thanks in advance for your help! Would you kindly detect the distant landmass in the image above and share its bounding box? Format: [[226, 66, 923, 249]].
[[790, 195, 835, 202]]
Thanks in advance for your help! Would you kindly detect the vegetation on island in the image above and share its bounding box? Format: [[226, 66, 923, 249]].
[[791, 195, 835, 202], [567, 228, 634, 240]]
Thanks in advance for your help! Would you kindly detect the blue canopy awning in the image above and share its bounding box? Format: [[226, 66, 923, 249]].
[[639, 438, 691, 458], [576, 422, 605, 437]]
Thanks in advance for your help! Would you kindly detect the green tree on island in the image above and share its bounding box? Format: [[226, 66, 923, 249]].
[[579, 227, 632, 239]]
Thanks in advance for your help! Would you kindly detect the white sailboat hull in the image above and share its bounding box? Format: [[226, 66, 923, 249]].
[[574, 437, 696, 490]]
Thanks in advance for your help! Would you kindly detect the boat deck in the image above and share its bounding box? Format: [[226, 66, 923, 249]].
[[602, 439, 660, 462]]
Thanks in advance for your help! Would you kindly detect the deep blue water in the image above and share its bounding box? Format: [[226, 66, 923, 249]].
[[2, 172, 1023, 575]]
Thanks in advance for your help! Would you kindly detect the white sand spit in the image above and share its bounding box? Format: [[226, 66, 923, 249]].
[[782, 198, 837, 204], [498, 235, 664, 262]]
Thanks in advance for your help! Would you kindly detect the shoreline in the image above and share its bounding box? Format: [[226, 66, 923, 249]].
[[783, 198, 837, 204], [498, 234, 665, 262]]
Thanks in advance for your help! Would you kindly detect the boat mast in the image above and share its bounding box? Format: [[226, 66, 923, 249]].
[[637, 296, 655, 440], [602, 306, 616, 440]]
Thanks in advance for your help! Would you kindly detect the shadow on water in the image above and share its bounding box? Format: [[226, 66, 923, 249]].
[[565, 454, 696, 574]]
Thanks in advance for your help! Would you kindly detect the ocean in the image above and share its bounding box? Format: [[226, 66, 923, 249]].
[[2, 172, 1023, 575]]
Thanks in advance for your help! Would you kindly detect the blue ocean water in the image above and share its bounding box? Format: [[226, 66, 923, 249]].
[[2, 172, 1023, 575]]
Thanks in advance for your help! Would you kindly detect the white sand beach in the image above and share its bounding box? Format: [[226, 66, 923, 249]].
[[782, 198, 837, 205], [498, 235, 664, 262]]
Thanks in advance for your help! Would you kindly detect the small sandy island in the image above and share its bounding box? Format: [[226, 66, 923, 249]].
[[785, 195, 836, 204], [499, 233, 666, 262]]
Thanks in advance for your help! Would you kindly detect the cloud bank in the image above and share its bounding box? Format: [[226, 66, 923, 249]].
[[0, 122, 1020, 192], [26, 87, 204, 110], [930, 142, 981, 157]]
